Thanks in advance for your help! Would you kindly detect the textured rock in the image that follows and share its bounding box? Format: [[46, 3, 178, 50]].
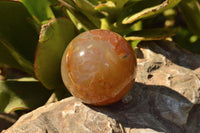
[[2, 97, 122, 133], [127, 128, 164, 133], [2, 40, 200, 133], [185, 105, 200, 133], [135, 41, 200, 127]]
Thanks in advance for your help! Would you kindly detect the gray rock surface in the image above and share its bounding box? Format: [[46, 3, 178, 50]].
[[2, 40, 200, 133]]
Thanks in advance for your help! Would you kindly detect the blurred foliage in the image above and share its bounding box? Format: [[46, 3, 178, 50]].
[[0, 78, 51, 113], [0, 0, 199, 113]]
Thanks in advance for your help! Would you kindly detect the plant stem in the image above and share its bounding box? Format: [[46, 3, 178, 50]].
[[100, 18, 111, 30]]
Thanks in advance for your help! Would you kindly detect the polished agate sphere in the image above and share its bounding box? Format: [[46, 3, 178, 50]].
[[61, 29, 137, 105]]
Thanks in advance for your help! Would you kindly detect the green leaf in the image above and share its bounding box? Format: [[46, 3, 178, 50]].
[[95, 1, 118, 19], [95, 0, 128, 14], [73, 0, 98, 14], [178, 0, 200, 37], [34, 18, 77, 90], [0, 1, 38, 62], [120, 0, 181, 24], [48, 0, 60, 5], [59, 0, 104, 17], [173, 28, 200, 54], [0, 1, 39, 74], [0, 80, 52, 113], [58, 0, 76, 10], [66, 9, 98, 30], [130, 40, 142, 49], [20, 0, 55, 22], [50, 4, 66, 18], [0, 41, 34, 75], [70, 0, 102, 28], [108, 0, 128, 9], [125, 28, 177, 41], [59, 0, 100, 30], [0, 42, 21, 69]]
